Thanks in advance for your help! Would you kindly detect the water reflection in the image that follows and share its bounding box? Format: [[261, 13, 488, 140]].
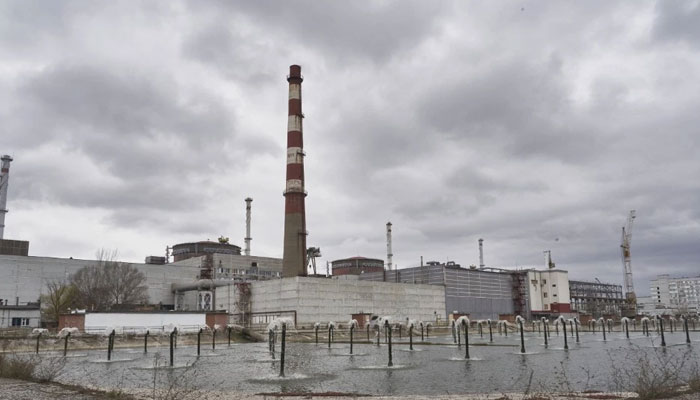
[[25, 331, 699, 396]]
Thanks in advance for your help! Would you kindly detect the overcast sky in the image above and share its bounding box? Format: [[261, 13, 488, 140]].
[[1, 1, 699, 295]]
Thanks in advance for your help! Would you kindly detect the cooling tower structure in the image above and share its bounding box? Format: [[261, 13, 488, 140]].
[[282, 65, 308, 277], [0, 155, 13, 240]]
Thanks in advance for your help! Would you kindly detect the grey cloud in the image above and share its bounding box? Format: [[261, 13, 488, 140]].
[[417, 59, 601, 163], [0, 1, 698, 296], [20, 65, 233, 144], [652, 2, 700, 47], [187, 0, 451, 64], [182, 23, 280, 84]]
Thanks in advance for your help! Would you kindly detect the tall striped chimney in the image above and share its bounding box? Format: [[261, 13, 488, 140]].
[[244, 197, 252, 256], [478, 238, 484, 268], [282, 65, 307, 277], [0, 155, 13, 240], [386, 222, 393, 271]]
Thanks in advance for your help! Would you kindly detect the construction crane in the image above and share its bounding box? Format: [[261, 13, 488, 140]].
[[621, 210, 636, 315]]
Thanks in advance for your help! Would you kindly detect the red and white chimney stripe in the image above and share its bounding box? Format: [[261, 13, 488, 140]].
[[282, 65, 307, 277]]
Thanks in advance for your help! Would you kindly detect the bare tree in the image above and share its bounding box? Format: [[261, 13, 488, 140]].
[[103, 261, 148, 306], [70, 249, 149, 311], [70, 265, 110, 311], [41, 281, 76, 326]]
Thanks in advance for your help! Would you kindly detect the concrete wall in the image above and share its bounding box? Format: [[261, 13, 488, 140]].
[[83, 312, 207, 333], [0, 255, 201, 307], [247, 276, 446, 326]]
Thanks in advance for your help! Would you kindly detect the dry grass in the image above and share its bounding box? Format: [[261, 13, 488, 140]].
[[0, 352, 36, 380], [0, 351, 66, 382], [609, 344, 696, 399]]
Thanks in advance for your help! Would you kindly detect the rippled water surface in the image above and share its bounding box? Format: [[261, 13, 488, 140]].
[[41, 330, 700, 395]]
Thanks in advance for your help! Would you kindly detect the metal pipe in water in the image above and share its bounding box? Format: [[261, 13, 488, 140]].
[[280, 324, 286, 377], [64, 332, 71, 357], [350, 325, 354, 354], [463, 320, 470, 359], [212, 328, 216, 350], [570, 320, 574, 337], [36, 332, 41, 354], [488, 321, 493, 343], [601, 319, 607, 341], [169, 328, 176, 367], [542, 319, 548, 347], [457, 323, 461, 348], [107, 330, 115, 360], [519, 320, 525, 354], [197, 328, 202, 356], [386, 322, 393, 367], [144, 330, 149, 353]]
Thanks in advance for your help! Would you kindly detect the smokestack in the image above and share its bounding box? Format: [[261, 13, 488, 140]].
[[0, 155, 13, 240], [282, 65, 308, 277], [244, 197, 252, 256], [544, 250, 554, 269], [478, 238, 484, 268], [386, 222, 393, 271]]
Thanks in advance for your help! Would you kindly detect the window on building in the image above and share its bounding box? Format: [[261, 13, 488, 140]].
[[553, 293, 557, 297], [543, 279, 547, 284], [552, 284, 557, 287], [11, 318, 29, 326], [543, 292, 548, 298]]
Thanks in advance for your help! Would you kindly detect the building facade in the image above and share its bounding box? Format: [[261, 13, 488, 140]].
[[0, 251, 283, 315], [0, 304, 40, 328], [569, 280, 625, 318], [526, 269, 571, 317], [227, 275, 446, 327], [649, 274, 700, 315], [358, 262, 516, 320], [331, 256, 384, 276]]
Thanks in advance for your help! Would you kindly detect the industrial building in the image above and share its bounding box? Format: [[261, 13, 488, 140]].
[[0, 304, 40, 328], [569, 280, 625, 318], [0, 241, 283, 314], [648, 274, 700, 315], [358, 261, 574, 321], [525, 269, 571, 316], [214, 275, 445, 327], [331, 256, 384, 276], [359, 262, 516, 320], [171, 240, 242, 262]]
